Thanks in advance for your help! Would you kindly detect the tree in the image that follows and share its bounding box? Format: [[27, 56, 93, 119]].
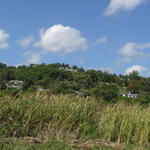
[[128, 71, 140, 81], [90, 84, 119, 102]]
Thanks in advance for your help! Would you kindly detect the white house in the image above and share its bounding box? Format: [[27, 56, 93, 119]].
[[122, 92, 139, 98], [6, 80, 23, 89]]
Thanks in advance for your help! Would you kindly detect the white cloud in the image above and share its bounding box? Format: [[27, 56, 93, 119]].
[[104, 0, 146, 16], [78, 60, 84, 65], [100, 67, 114, 73], [120, 42, 150, 59], [0, 29, 10, 50], [119, 42, 150, 61], [18, 36, 34, 48], [34, 24, 88, 54], [125, 65, 147, 75], [23, 51, 42, 65], [94, 37, 108, 45], [115, 58, 131, 65]]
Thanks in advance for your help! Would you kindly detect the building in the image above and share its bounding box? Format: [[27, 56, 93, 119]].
[[122, 92, 139, 98], [6, 80, 23, 89]]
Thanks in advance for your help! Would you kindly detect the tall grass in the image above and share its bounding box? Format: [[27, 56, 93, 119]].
[[99, 103, 150, 144], [1, 91, 150, 145]]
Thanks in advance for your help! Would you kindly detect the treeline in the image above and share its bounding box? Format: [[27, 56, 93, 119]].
[[0, 62, 150, 103]]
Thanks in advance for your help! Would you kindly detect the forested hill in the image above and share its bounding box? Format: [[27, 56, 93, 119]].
[[0, 62, 150, 103]]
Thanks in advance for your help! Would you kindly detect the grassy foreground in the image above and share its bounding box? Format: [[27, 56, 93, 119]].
[[1, 91, 150, 149]]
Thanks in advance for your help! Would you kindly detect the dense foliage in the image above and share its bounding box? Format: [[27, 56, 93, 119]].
[[1, 63, 150, 149], [1, 93, 150, 149], [1, 62, 150, 103]]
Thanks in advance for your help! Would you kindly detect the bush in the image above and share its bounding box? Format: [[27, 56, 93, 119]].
[[90, 84, 119, 102]]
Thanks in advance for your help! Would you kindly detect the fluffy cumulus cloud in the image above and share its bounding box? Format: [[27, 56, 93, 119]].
[[125, 65, 147, 75], [104, 0, 146, 16], [34, 24, 88, 54], [23, 51, 42, 65], [0, 29, 10, 50], [94, 37, 108, 45], [116, 58, 131, 65], [100, 67, 114, 73], [18, 36, 34, 48], [119, 42, 150, 62]]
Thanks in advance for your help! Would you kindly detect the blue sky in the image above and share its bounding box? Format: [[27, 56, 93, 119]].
[[0, 0, 150, 75]]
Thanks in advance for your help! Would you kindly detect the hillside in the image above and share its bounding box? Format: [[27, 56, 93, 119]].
[[1, 63, 150, 149], [1, 62, 150, 104]]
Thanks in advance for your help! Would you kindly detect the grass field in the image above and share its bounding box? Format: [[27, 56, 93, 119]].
[[1, 91, 150, 149]]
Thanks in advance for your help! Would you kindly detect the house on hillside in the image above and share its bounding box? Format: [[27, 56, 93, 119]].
[[122, 92, 139, 98], [59, 67, 77, 72], [37, 88, 45, 92], [73, 91, 84, 95], [6, 80, 23, 89]]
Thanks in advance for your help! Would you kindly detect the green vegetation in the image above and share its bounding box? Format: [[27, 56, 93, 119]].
[[2, 139, 73, 150], [0, 93, 150, 149], [1, 62, 150, 149], [1, 62, 150, 104]]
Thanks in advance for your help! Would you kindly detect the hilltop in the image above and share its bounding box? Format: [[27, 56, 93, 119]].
[[0, 62, 150, 104]]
